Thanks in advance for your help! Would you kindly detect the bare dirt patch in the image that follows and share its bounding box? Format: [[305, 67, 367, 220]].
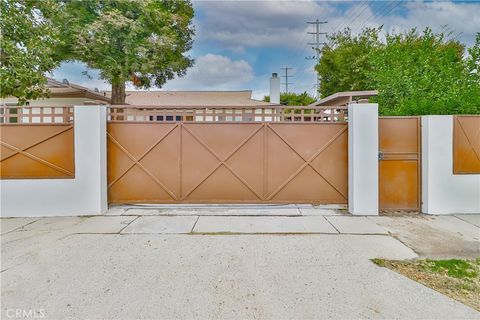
[[379, 210, 419, 217], [373, 258, 480, 311]]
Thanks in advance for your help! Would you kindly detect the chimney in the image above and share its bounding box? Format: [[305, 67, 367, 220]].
[[269, 73, 280, 104]]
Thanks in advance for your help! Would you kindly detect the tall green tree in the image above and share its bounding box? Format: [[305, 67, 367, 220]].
[[316, 27, 381, 98], [0, 0, 61, 104], [369, 29, 479, 115], [58, 0, 195, 104], [316, 27, 480, 115]]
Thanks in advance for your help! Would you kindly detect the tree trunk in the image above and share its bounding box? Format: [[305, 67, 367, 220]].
[[111, 81, 126, 105]]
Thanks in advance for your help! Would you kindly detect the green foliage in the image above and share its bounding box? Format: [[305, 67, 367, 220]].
[[0, 0, 62, 104], [263, 91, 316, 106], [316, 27, 381, 98], [56, 0, 195, 103], [317, 27, 480, 115], [370, 29, 480, 115], [466, 34, 480, 79]]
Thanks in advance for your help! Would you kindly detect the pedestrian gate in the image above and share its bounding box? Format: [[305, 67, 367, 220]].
[[107, 106, 348, 204], [379, 117, 421, 210]]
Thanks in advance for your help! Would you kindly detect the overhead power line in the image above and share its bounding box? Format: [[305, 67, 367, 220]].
[[335, 1, 367, 33], [350, 1, 391, 33], [345, 2, 372, 33], [350, 1, 401, 35]]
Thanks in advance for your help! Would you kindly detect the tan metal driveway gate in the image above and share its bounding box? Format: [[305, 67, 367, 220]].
[[107, 106, 348, 204]]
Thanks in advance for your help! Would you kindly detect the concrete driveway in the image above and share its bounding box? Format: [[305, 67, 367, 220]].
[[1, 206, 479, 319]]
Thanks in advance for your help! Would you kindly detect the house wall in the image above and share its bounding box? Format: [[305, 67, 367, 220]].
[[1, 106, 107, 217], [1, 97, 106, 106], [422, 115, 480, 214]]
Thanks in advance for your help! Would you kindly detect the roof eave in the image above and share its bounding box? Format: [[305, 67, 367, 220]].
[[310, 90, 378, 106]]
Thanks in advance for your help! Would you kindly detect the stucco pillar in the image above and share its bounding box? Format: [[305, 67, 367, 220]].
[[348, 103, 379, 215]]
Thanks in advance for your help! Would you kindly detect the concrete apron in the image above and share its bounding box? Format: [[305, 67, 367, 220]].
[[4, 212, 478, 260], [96, 206, 480, 259], [105, 204, 360, 235], [106, 203, 347, 217]]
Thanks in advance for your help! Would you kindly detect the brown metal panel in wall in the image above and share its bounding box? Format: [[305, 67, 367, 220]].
[[453, 116, 480, 174], [379, 160, 419, 210], [0, 124, 75, 179], [379, 117, 421, 210], [107, 121, 348, 204]]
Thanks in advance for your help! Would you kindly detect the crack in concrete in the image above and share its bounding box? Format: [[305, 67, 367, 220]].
[[118, 216, 140, 234], [0, 218, 41, 235], [323, 216, 341, 233], [452, 215, 480, 228], [190, 216, 200, 233]]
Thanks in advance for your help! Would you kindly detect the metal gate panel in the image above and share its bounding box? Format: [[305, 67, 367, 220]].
[[0, 124, 75, 179], [107, 123, 180, 203], [379, 117, 421, 210], [453, 116, 480, 174], [107, 122, 348, 204]]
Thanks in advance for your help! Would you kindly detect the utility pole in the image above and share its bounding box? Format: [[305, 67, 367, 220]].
[[280, 67, 293, 94], [306, 19, 327, 98]]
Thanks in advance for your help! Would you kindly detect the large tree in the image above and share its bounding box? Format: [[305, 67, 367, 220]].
[[316, 27, 381, 98], [0, 0, 61, 104], [58, 0, 195, 104], [316, 27, 480, 115], [369, 29, 479, 115]]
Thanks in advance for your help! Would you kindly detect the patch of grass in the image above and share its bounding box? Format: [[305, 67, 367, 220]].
[[372, 258, 386, 267], [425, 259, 478, 279], [373, 258, 480, 311]]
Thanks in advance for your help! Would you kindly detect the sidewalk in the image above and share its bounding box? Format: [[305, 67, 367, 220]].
[[2, 206, 478, 258], [1, 207, 479, 319]]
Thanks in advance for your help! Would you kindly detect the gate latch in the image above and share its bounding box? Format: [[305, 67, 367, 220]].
[[378, 151, 384, 161]]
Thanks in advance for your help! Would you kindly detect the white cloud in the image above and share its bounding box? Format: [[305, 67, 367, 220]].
[[195, 1, 335, 51], [163, 53, 254, 90], [51, 1, 480, 95], [194, 1, 480, 51], [384, 2, 480, 45], [52, 54, 254, 92]]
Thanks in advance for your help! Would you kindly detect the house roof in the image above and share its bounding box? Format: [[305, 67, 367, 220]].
[[310, 90, 378, 107], [47, 78, 110, 103], [102, 90, 279, 107]]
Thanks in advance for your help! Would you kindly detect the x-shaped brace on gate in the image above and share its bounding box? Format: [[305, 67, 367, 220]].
[[107, 124, 179, 200], [266, 125, 348, 201], [181, 124, 265, 200], [0, 125, 74, 176]]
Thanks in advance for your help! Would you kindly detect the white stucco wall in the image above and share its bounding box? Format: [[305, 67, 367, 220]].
[[0, 106, 107, 217], [422, 116, 480, 214], [348, 103, 379, 215]]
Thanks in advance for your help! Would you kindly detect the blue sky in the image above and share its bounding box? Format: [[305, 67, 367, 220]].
[[52, 1, 480, 100]]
